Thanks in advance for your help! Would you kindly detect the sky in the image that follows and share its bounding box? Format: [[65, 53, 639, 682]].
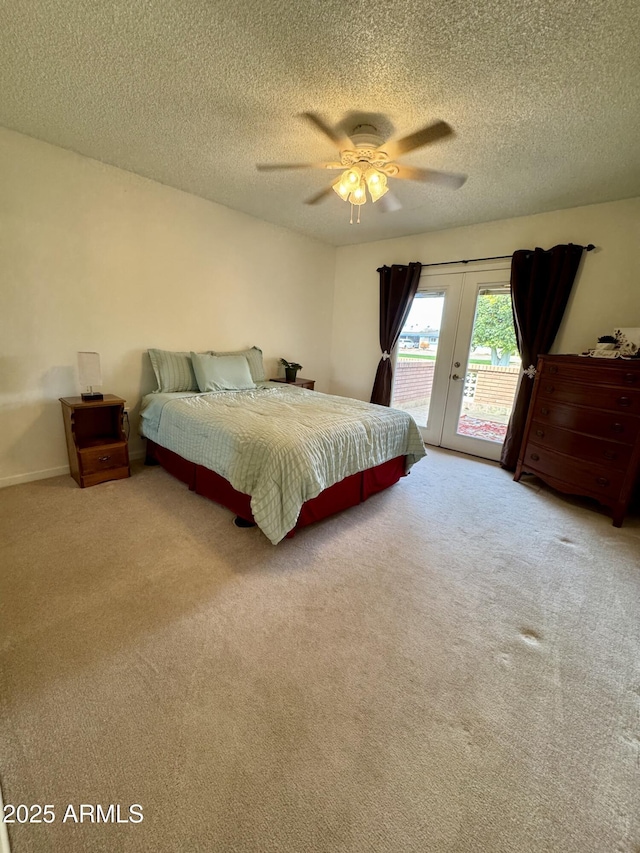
[[403, 292, 445, 332]]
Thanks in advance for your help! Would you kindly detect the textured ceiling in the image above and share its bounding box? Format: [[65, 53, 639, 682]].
[[1, 0, 639, 246]]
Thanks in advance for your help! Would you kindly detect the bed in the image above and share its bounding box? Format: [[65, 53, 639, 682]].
[[140, 349, 426, 543]]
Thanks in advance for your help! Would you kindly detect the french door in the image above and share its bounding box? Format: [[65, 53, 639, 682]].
[[392, 264, 520, 461]]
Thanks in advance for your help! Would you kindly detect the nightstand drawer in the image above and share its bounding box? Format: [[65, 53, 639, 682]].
[[80, 443, 129, 475]]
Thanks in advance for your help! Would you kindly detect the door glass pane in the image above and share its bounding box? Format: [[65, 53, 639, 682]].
[[392, 291, 445, 428], [456, 289, 521, 443]]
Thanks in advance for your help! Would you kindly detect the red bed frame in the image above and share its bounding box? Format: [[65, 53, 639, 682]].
[[145, 439, 407, 538]]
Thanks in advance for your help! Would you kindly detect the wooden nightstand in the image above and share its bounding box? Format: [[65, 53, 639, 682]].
[[270, 377, 315, 390], [59, 395, 131, 488]]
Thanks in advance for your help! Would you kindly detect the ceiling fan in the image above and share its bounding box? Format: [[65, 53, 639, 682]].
[[256, 112, 467, 223]]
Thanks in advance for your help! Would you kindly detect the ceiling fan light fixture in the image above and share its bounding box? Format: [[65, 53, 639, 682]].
[[349, 184, 367, 205], [332, 177, 351, 201], [364, 167, 389, 202], [332, 166, 363, 202]]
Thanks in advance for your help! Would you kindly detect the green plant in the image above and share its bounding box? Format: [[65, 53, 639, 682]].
[[280, 358, 303, 370], [471, 293, 517, 365]]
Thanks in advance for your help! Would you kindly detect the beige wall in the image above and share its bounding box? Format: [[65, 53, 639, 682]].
[[329, 198, 640, 401], [0, 128, 336, 485], [3, 124, 639, 487]]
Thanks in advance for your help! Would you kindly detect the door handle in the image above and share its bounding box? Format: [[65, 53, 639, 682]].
[[452, 374, 463, 381]]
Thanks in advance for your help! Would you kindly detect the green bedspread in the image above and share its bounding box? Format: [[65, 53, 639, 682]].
[[140, 384, 425, 544]]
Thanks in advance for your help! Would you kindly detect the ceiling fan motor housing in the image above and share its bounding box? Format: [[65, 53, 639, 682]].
[[348, 124, 384, 150]]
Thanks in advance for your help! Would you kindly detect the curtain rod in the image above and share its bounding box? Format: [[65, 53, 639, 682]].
[[420, 244, 595, 269]]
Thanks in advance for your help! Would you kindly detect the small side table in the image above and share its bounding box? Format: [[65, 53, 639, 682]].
[[270, 377, 315, 391], [59, 395, 131, 487]]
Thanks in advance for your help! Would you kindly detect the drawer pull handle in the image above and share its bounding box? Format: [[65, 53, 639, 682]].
[[535, 429, 545, 437], [545, 385, 555, 393], [596, 477, 609, 487], [618, 396, 632, 407], [624, 373, 637, 384], [530, 453, 540, 462], [98, 455, 111, 462], [603, 449, 617, 460], [540, 407, 549, 416], [548, 366, 558, 374], [611, 423, 624, 433]]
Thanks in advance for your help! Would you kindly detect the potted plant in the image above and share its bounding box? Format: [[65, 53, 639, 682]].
[[596, 335, 618, 351], [280, 358, 303, 382]]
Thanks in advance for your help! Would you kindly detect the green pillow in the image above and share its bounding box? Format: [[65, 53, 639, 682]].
[[210, 346, 265, 382], [148, 349, 198, 393], [191, 353, 256, 392]]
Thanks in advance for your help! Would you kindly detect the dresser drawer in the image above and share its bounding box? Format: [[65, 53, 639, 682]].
[[532, 401, 640, 443], [522, 445, 626, 500], [541, 359, 640, 388], [537, 377, 640, 412], [79, 443, 129, 475], [528, 421, 633, 471]]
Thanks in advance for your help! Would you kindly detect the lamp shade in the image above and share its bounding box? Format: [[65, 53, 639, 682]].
[[365, 167, 389, 202], [78, 351, 102, 392]]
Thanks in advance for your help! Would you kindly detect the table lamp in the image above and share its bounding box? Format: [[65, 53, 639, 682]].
[[78, 351, 103, 401]]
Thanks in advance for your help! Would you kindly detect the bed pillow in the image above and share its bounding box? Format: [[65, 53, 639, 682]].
[[209, 346, 265, 382], [191, 353, 256, 392], [148, 349, 199, 393]]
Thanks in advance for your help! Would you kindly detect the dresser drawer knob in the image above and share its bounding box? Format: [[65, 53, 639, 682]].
[[535, 429, 545, 437], [548, 366, 558, 374], [624, 373, 637, 384], [540, 407, 549, 416], [530, 453, 540, 462], [617, 396, 632, 407], [596, 476, 609, 487], [98, 455, 111, 462], [603, 449, 617, 460], [545, 385, 555, 393], [611, 423, 624, 433]]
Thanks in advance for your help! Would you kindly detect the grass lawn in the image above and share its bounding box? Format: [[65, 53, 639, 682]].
[[398, 352, 499, 365]]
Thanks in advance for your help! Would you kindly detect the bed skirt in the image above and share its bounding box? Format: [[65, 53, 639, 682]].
[[144, 439, 407, 538]]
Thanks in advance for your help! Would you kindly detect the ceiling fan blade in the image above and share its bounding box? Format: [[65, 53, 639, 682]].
[[257, 161, 343, 171], [300, 112, 354, 151], [377, 191, 403, 213], [381, 120, 454, 160], [304, 185, 335, 205], [394, 164, 467, 189]]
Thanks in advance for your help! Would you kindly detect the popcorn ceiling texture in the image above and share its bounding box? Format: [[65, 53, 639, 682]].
[[0, 0, 639, 246]]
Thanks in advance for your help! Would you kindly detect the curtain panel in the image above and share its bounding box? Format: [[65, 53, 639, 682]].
[[370, 262, 422, 406], [500, 243, 586, 470]]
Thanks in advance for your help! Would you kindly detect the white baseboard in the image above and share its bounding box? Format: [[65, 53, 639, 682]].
[[0, 449, 146, 490], [0, 465, 70, 488]]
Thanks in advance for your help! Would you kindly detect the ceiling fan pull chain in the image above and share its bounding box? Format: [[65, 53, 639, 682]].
[[357, 206, 361, 224], [350, 203, 354, 225]]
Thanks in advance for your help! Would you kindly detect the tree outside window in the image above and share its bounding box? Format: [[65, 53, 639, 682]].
[[471, 293, 518, 366]]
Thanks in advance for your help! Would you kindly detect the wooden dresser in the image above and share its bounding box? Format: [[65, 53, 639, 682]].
[[514, 355, 640, 526]]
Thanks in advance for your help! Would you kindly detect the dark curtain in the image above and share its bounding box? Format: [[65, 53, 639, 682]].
[[370, 262, 422, 406], [500, 243, 585, 470]]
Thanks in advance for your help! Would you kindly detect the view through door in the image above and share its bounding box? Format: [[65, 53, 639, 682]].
[[391, 267, 521, 461]]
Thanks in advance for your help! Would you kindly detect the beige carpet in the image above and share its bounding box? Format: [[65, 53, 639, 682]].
[[0, 449, 639, 853]]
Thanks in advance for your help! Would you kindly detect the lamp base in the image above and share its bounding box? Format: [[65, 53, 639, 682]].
[[81, 392, 104, 401]]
